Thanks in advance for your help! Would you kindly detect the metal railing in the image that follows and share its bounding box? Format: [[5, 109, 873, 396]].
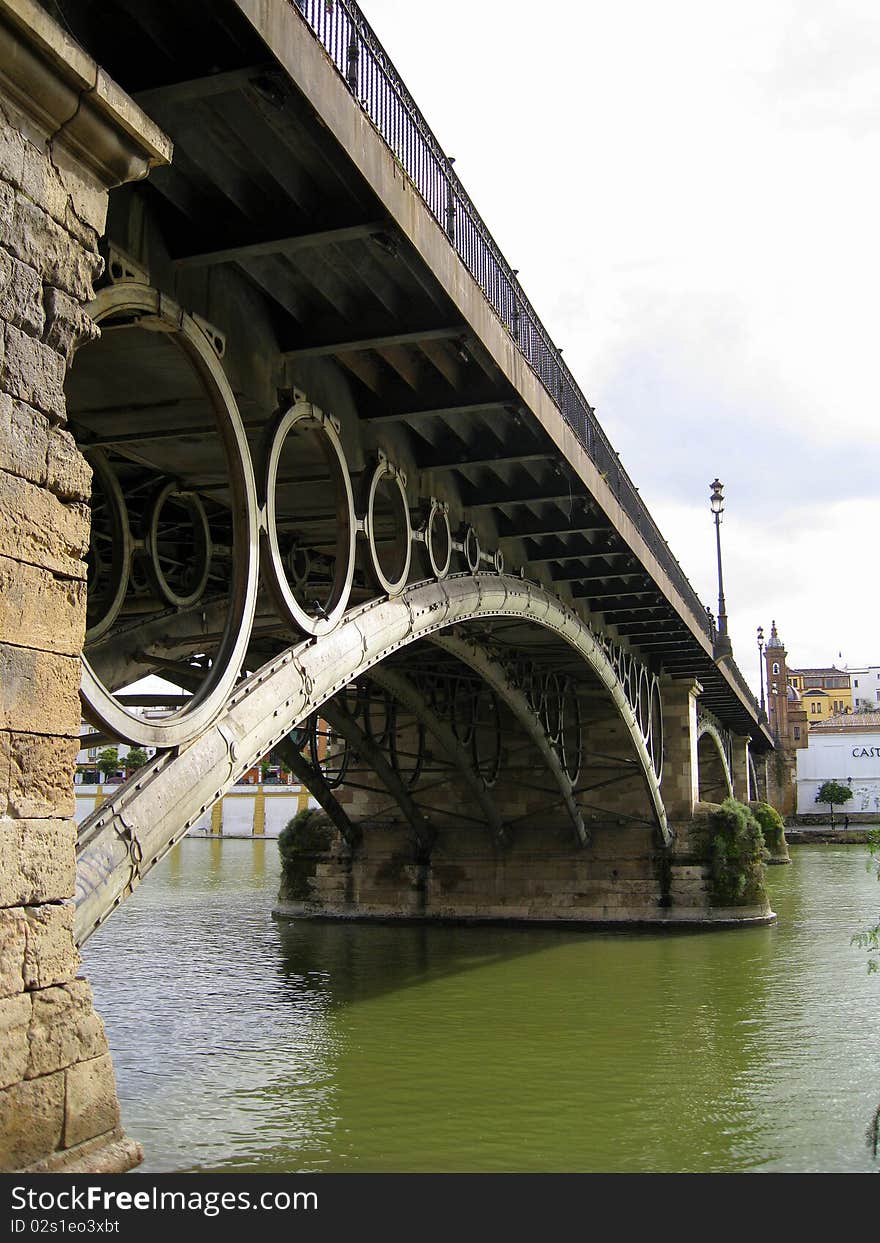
[[291, 0, 754, 692]]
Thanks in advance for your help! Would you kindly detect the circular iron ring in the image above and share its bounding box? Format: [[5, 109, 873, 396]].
[[425, 500, 452, 580], [463, 525, 480, 574], [560, 678, 583, 785], [84, 448, 131, 643], [144, 481, 212, 609], [79, 284, 259, 749], [542, 672, 562, 743], [471, 683, 501, 788], [261, 402, 356, 636], [363, 458, 412, 597], [649, 677, 664, 782]]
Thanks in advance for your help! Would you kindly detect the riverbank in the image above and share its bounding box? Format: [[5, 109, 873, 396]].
[[784, 826, 875, 844], [783, 817, 878, 845]]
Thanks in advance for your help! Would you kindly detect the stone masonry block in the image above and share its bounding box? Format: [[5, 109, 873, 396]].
[[0, 392, 48, 485], [0, 469, 89, 577], [1, 321, 66, 420], [0, 96, 27, 189], [0, 817, 77, 908], [0, 1068, 65, 1169], [15, 111, 105, 242], [0, 398, 92, 501], [27, 980, 108, 1080], [4, 190, 101, 303], [0, 907, 27, 998], [0, 555, 86, 657], [22, 902, 80, 992], [0, 249, 44, 337], [0, 730, 79, 819], [0, 180, 12, 243], [0, 106, 100, 254], [63, 1053, 120, 1150], [46, 427, 91, 502], [43, 286, 99, 364], [0, 644, 81, 737], [0, 557, 86, 656], [0, 991, 32, 1089], [43, 140, 110, 240]]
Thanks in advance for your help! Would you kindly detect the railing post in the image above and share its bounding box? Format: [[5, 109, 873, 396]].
[[346, 31, 359, 93]]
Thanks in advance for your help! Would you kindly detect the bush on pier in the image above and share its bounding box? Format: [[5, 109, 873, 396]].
[[752, 801, 790, 862], [706, 798, 768, 907], [278, 807, 336, 901]]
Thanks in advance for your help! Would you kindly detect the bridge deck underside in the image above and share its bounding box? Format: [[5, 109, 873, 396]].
[[59, 0, 768, 742]]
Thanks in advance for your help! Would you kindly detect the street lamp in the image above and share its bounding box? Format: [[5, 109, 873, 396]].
[[757, 624, 767, 723], [710, 478, 732, 659]]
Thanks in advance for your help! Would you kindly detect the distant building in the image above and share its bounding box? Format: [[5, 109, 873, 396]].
[[764, 622, 853, 741], [764, 622, 808, 752], [846, 664, 880, 712], [763, 620, 861, 814], [796, 711, 880, 816], [787, 667, 852, 723]]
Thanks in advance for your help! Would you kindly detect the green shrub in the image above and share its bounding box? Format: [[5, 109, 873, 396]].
[[752, 801, 789, 859], [278, 808, 335, 901], [278, 807, 334, 861], [706, 798, 768, 907]]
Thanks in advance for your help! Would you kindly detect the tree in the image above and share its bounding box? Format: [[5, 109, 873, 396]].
[[124, 747, 148, 772], [815, 779, 853, 827], [97, 746, 119, 776]]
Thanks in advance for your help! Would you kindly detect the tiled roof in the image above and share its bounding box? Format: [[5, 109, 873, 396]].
[[790, 666, 848, 678], [812, 711, 880, 731]]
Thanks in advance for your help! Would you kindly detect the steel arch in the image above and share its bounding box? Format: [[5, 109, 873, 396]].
[[74, 572, 669, 944], [696, 718, 735, 800]]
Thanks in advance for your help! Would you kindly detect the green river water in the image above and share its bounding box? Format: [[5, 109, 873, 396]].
[[82, 839, 880, 1173]]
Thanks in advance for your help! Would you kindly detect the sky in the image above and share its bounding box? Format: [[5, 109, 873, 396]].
[[358, 0, 880, 694]]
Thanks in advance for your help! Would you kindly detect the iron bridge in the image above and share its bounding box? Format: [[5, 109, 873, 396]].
[[44, 0, 774, 940]]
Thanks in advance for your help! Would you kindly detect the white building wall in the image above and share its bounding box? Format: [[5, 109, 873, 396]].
[[848, 666, 880, 711], [75, 784, 317, 836], [796, 729, 880, 814]]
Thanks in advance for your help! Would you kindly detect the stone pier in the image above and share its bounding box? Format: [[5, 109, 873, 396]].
[[0, 0, 169, 1172], [275, 675, 772, 928]]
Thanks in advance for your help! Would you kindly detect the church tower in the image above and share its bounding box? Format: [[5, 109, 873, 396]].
[[765, 620, 788, 740], [764, 619, 806, 814]]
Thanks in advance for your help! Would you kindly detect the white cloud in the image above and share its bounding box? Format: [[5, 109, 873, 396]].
[[651, 495, 880, 692], [361, 0, 880, 677]]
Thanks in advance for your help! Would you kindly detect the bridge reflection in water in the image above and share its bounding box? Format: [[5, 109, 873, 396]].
[[83, 840, 880, 1173]]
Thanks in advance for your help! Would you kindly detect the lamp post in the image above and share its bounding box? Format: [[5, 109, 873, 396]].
[[709, 478, 732, 659], [757, 625, 767, 723]]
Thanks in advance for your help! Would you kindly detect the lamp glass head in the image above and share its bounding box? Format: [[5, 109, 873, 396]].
[[710, 478, 724, 515]]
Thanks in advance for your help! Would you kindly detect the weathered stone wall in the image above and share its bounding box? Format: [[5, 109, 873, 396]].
[[0, 0, 169, 1172], [0, 87, 133, 1175], [274, 810, 774, 927]]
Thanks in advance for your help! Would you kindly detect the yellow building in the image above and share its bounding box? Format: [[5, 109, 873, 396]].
[[787, 667, 852, 724]]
